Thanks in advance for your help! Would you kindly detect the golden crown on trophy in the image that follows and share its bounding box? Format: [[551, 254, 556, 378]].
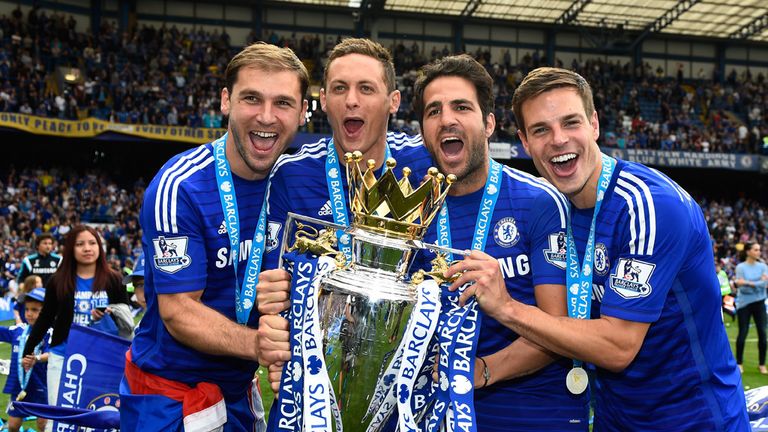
[[344, 151, 455, 240]]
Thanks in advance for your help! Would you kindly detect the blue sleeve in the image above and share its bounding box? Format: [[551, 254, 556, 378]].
[[141, 180, 208, 295], [0, 326, 15, 343], [528, 191, 567, 287], [264, 164, 291, 270], [756, 264, 768, 290], [600, 194, 688, 323], [735, 265, 746, 286]]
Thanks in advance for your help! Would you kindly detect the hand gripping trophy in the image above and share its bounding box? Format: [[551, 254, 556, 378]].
[[273, 151, 460, 432]]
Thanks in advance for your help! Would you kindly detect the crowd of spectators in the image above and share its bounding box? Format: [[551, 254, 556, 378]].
[[390, 43, 767, 155], [703, 197, 768, 280], [0, 167, 144, 293], [0, 166, 765, 296], [0, 8, 765, 153]]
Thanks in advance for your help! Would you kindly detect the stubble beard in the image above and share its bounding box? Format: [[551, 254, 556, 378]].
[[231, 120, 266, 176]]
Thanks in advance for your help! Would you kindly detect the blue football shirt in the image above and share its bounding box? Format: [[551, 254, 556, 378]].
[[131, 141, 266, 398], [570, 158, 749, 431]]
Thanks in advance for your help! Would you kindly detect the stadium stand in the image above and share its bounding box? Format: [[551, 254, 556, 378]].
[[0, 10, 765, 153]]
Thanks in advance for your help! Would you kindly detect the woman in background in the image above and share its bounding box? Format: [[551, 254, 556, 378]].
[[734, 242, 768, 374], [23, 225, 128, 407]]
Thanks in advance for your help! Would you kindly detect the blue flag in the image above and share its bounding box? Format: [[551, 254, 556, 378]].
[[13, 325, 129, 431]]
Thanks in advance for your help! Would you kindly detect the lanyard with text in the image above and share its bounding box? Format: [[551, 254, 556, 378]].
[[325, 139, 391, 261], [213, 134, 269, 325], [564, 153, 616, 394], [437, 159, 503, 260], [16, 325, 40, 401]]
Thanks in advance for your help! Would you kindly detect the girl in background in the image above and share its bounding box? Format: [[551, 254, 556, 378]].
[[23, 225, 128, 409]]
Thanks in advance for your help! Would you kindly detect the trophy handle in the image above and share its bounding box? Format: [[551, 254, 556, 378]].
[[279, 212, 349, 269]]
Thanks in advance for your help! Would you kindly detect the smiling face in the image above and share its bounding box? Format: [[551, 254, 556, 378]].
[[421, 75, 494, 195], [518, 87, 602, 208], [74, 230, 99, 266], [320, 53, 400, 163], [221, 66, 307, 180]]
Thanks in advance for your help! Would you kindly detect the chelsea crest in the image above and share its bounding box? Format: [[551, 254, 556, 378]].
[[494, 217, 520, 247], [594, 243, 609, 275]]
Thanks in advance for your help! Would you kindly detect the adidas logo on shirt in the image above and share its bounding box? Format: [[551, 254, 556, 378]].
[[218, 220, 227, 235], [318, 200, 332, 217]]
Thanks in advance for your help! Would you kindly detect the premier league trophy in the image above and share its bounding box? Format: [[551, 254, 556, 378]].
[[272, 152, 457, 432]]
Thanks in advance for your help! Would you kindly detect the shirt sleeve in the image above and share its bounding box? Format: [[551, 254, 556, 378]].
[[0, 326, 14, 343], [735, 265, 745, 284], [16, 258, 31, 282], [755, 264, 768, 290], [527, 190, 567, 287], [600, 193, 689, 323], [141, 179, 208, 295]]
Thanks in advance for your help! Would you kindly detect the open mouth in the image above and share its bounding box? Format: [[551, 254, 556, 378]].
[[249, 131, 278, 151], [549, 153, 578, 175], [343, 118, 364, 135], [440, 135, 464, 158]]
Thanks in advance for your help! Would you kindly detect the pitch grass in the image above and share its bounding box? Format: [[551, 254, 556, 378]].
[[0, 319, 764, 429]]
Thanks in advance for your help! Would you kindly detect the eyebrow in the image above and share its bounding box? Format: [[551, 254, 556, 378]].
[[328, 78, 379, 88], [425, 100, 442, 111], [425, 98, 472, 111]]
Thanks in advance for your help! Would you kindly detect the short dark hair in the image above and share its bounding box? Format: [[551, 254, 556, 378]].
[[324, 38, 396, 93], [412, 54, 494, 129], [35, 233, 54, 246], [225, 42, 309, 99], [512, 67, 595, 137]]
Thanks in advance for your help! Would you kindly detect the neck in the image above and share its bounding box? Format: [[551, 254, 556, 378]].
[[77, 264, 96, 278], [747, 257, 757, 264], [448, 158, 490, 196], [226, 134, 265, 181], [332, 137, 387, 171]]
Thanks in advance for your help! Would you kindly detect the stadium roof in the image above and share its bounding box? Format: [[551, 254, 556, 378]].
[[269, 0, 768, 43]]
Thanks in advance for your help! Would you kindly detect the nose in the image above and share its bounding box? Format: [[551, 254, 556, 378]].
[[552, 125, 569, 146], [258, 103, 276, 125], [345, 88, 360, 110], [438, 109, 458, 129]]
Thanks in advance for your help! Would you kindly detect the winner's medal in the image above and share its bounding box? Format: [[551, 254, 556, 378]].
[[16, 390, 26, 401], [565, 367, 588, 395]]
